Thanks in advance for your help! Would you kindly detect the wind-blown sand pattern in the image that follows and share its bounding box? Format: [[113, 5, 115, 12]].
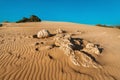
[[0, 22, 120, 80]]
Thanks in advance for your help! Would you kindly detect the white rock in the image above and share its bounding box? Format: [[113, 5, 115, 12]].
[[56, 29, 65, 34], [37, 29, 50, 38], [86, 43, 100, 55], [86, 43, 95, 49], [92, 47, 100, 55]]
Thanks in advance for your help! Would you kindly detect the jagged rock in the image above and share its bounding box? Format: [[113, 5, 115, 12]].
[[86, 43, 95, 49], [91, 47, 100, 55], [85, 43, 100, 55], [82, 40, 89, 47], [54, 34, 73, 56], [37, 29, 51, 38], [54, 34, 73, 48], [56, 29, 65, 34], [60, 44, 73, 56], [64, 34, 71, 40]]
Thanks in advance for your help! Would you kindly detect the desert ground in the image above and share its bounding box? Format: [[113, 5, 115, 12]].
[[0, 21, 120, 80]]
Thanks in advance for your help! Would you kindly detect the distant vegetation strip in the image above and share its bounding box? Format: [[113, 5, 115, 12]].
[[96, 24, 120, 29]]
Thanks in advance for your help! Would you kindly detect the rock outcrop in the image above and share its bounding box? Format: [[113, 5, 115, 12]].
[[54, 33, 102, 68], [36, 29, 102, 68]]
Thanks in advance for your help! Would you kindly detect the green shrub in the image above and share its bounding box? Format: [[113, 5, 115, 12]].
[[96, 24, 120, 29], [115, 26, 120, 29], [0, 24, 3, 27], [96, 24, 111, 27], [16, 17, 29, 23], [29, 15, 41, 22], [16, 15, 41, 23]]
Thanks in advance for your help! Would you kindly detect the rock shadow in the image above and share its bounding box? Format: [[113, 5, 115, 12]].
[[70, 38, 84, 51], [81, 51, 99, 64], [94, 44, 104, 53]]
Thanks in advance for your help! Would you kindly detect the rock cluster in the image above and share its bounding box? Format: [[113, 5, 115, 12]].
[[36, 29, 102, 68], [54, 34, 101, 68]]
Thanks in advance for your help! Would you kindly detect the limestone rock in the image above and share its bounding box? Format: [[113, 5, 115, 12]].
[[54, 33, 101, 68], [86, 43, 100, 55], [56, 29, 65, 34], [37, 29, 50, 38], [54, 34, 73, 55], [86, 43, 95, 48], [74, 51, 101, 68]]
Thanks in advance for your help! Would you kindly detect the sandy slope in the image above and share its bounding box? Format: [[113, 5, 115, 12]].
[[0, 21, 120, 80]]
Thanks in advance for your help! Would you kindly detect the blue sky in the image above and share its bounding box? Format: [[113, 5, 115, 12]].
[[0, 0, 120, 25]]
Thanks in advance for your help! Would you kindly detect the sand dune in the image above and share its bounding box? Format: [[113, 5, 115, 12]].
[[0, 22, 120, 80]]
